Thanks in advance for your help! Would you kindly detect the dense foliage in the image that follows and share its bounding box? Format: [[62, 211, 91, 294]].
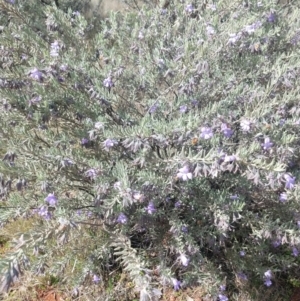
[[1, 0, 300, 300]]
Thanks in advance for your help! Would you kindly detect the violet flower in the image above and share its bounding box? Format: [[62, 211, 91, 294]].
[[179, 105, 188, 113], [85, 169, 97, 180], [181, 226, 188, 233], [262, 137, 273, 150], [185, 4, 194, 13], [117, 213, 128, 224], [38, 206, 52, 219], [267, 12, 276, 23], [29, 68, 43, 82], [179, 254, 189, 266], [94, 122, 103, 129], [81, 138, 89, 146], [279, 192, 287, 203], [146, 201, 156, 214], [237, 272, 248, 281], [60, 64, 68, 72], [244, 21, 262, 34], [228, 33, 241, 45], [221, 123, 234, 138], [177, 166, 192, 181], [45, 193, 58, 206], [292, 247, 299, 257], [263, 270, 273, 287], [240, 119, 251, 132], [284, 174, 296, 190], [93, 274, 101, 284], [103, 138, 117, 151], [272, 239, 281, 248], [149, 103, 158, 114], [264, 270, 272, 279], [224, 154, 237, 163], [264, 279, 272, 287], [50, 41, 60, 57], [240, 250, 246, 257], [220, 284, 226, 291], [103, 77, 113, 88], [218, 294, 228, 301], [171, 278, 181, 291], [206, 25, 215, 36], [200, 127, 213, 139]]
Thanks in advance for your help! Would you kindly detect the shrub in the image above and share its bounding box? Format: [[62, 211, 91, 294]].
[[0, 0, 300, 300]]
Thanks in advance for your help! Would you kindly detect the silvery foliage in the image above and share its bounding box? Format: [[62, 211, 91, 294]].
[[0, 0, 300, 299]]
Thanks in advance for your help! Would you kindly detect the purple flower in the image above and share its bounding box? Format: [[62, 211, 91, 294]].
[[181, 226, 188, 233], [263, 270, 273, 287], [279, 192, 287, 203], [177, 166, 192, 181], [206, 24, 215, 36], [138, 31, 144, 40], [227, 33, 241, 45], [200, 127, 213, 139], [284, 174, 296, 190], [146, 201, 156, 214], [208, 3, 217, 10], [220, 285, 226, 291], [81, 138, 89, 146], [279, 119, 286, 126], [244, 21, 262, 34], [103, 77, 113, 88], [185, 4, 194, 13], [264, 279, 272, 287], [267, 12, 276, 23], [117, 213, 128, 224], [272, 239, 281, 248], [94, 122, 103, 129], [29, 68, 43, 82], [297, 221, 300, 229], [50, 41, 60, 57], [240, 119, 251, 132], [218, 294, 228, 301], [179, 254, 189, 266], [149, 103, 158, 114], [292, 247, 299, 257], [61, 158, 74, 167], [237, 272, 248, 281], [93, 274, 101, 284], [191, 99, 198, 107], [264, 270, 272, 279], [103, 138, 117, 151], [221, 124, 234, 138], [262, 137, 273, 150], [28, 95, 42, 106], [179, 105, 188, 113], [224, 154, 237, 163], [240, 250, 246, 257], [171, 278, 181, 291], [60, 64, 68, 72], [85, 169, 98, 180], [230, 194, 238, 200], [175, 201, 182, 208], [37, 206, 52, 219], [45, 193, 58, 206]]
